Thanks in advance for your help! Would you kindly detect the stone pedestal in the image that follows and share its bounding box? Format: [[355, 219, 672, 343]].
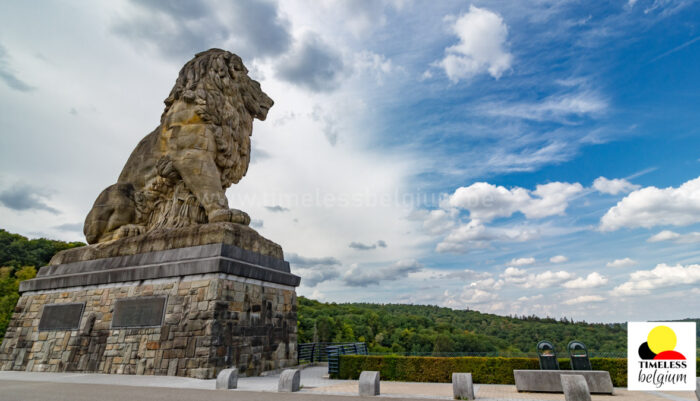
[[0, 223, 300, 379]]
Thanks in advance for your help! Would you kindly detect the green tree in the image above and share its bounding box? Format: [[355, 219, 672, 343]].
[[0, 229, 83, 273], [333, 322, 355, 342], [0, 266, 36, 339], [433, 333, 455, 354]]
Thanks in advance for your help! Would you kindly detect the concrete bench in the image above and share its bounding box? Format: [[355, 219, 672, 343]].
[[514, 370, 613, 394]]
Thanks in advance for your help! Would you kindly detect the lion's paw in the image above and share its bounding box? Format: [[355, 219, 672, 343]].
[[113, 224, 146, 240], [209, 208, 250, 226]]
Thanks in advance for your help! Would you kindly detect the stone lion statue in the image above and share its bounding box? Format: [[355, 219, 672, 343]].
[[84, 49, 273, 244]]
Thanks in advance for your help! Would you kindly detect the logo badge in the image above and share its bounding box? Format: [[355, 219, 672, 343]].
[[628, 322, 696, 391]]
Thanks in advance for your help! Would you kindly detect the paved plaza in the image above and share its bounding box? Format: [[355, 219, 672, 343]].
[[0, 366, 696, 401]]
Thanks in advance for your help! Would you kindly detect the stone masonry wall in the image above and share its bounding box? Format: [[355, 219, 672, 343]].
[[0, 274, 297, 379]]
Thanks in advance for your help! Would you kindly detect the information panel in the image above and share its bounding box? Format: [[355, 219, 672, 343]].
[[112, 296, 166, 328], [38, 303, 84, 331]]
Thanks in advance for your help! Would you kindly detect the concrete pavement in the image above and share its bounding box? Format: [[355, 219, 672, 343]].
[[0, 381, 425, 401], [0, 366, 696, 401]]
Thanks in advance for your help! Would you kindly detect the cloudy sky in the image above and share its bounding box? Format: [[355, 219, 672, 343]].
[[1, 0, 699, 323]]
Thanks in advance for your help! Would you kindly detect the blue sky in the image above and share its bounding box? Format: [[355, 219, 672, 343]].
[[0, 0, 699, 322]]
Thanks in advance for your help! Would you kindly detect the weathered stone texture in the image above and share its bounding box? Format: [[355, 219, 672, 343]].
[[50, 222, 283, 265], [82, 49, 274, 246], [0, 276, 297, 378]]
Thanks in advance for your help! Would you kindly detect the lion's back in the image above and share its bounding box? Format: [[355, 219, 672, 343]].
[[117, 127, 162, 189]]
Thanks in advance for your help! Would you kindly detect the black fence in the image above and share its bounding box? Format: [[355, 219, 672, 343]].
[[364, 351, 627, 358], [298, 342, 332, 363], [297, 342, 368, 375], [327, 343, 368, 375]]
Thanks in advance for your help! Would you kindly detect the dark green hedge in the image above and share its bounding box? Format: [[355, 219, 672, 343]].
[[338, 355, 630, 387]]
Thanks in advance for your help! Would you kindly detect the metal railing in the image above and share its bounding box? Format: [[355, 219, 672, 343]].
[[364, 351, 627, 358], [298, 342, 331, 363], [327, 343, 368, 376], [297, 342, 369, 374]]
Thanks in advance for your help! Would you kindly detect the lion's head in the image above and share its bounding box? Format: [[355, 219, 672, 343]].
[[162, 49, 274, 187]]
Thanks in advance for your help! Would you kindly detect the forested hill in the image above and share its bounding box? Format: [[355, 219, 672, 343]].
[[0, 229, 84, 272], [298, 297, 698, 356], [0, 229, 84, 339]]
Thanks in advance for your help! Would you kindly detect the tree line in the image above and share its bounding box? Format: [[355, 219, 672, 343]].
[[0, 229, 83, 339], [297, 297, 632, 356]]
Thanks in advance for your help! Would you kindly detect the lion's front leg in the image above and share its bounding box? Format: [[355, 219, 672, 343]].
[[172, 149, 250, 226], [111, 224, 147, 241], [209, 208, 250, 225]]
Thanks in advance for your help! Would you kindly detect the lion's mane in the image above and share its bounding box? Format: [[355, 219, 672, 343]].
[[162, 49, 268, 188]]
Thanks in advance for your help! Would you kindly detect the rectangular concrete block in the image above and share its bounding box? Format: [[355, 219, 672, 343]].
[[359, 371, 380, 396], [561, 374, 591, 401], [452, 372, 475, 400], [278, 369, 300, 392], [514, 370, 613, 394], [695, 377, 699, 401]]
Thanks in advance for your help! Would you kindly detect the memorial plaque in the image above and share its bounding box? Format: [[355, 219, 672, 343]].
[[38, 303, 84, 331], [112, 296, 166, 328]]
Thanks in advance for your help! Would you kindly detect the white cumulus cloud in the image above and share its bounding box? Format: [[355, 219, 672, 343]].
[[432, 181, 582, 253], [606, 258, 637, 268], [501, 267, 573, 289], [613, 263, 700, 295], [647, 230, 700, 243], [469, 277, 504, 290], [447, 182, 583, 222], [517, 294, 544, 302], [564, 295, 606, 305], [600, 176, 700, 231], [435, 219, 539, 253], [509, 257, 535, 266], [421, 208, 458, 235], [563, 272, 608, 289], [550, 255, 569, 263], [647, 230, 681, 242], [436, 6, 512, 82], [442, 287, 500, 309], [593, 177, 641, 195]]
